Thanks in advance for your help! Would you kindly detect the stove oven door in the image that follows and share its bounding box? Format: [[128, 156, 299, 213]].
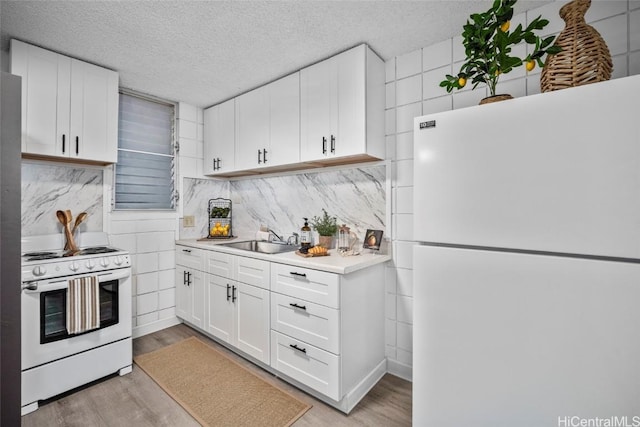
[[21, 267, 132, 371]]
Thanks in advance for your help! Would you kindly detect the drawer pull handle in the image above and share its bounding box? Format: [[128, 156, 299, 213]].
[[226, 284, 231, 301], [289, 303, 307, 311], [232, 285, 237, 303], [289, 271, 307, 278], [289, 344, 307, 354], [182, 249, 192, 253], [183, 271, 187, 285]]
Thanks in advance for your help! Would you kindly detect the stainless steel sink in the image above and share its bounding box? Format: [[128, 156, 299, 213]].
[[220, 240, 298, 254]]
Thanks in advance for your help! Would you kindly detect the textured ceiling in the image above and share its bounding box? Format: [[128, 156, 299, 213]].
[[1, 1, 550, 108]]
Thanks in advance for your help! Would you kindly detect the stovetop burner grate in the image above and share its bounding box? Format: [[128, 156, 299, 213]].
[[23, 251, 56, 257]]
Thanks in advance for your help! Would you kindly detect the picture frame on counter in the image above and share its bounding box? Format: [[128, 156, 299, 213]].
[[363, 229, 383, 251]]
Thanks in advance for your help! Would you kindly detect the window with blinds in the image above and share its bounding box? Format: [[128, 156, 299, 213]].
[[115, 92, 176, 210]]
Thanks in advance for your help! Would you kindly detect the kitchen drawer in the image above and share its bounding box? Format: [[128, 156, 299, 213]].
[[176, 246, 203, 270], [271, 263, 339, 308], [236, 256, 270, 289], [271, 293, 340, 354], [206, 250, 233, 279], [270, 330, 340, 400]]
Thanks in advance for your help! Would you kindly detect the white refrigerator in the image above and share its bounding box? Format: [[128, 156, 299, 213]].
[[412, 74, 640, 426]]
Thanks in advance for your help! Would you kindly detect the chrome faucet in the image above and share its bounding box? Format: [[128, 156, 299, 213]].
[[267, 229, 284, 243]]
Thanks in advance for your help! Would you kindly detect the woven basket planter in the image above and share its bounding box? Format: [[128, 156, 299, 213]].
[[540, 0, 612, 92], [479, 94, 514, 105]]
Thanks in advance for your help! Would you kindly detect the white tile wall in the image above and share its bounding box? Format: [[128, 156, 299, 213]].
[[383, 0, 638, 380]]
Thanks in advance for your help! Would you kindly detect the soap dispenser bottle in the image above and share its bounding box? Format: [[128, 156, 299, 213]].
[[300, 218, 311, 252]]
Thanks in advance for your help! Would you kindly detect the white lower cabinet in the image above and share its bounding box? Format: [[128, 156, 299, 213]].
[[203, 252, 271, 365], [175, 248, 205, 329], [269, 262, 385, 413], [271, 330, 340, 400], [175, 244, 385, 414]]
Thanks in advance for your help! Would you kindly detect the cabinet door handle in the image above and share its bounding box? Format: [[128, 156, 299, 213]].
[[213, 158, 217, 171], [289, 271, 307, 278], [322, 136, 327, 154], [187, 271, 192, 286], [289, 302, 307, 311], [330, 135, 335, 153], [216, 158, 221, 170], [289, 343, 307, 354], [75, 136, 79, 154], [232, 285, 237, 302], [226, 284, 231, 301], [182, 249, 192, 253], [263, 149, 267, 163], [257, 149, 262, 164], [62, 134, 66, 154], [183, 271, 188, 285]]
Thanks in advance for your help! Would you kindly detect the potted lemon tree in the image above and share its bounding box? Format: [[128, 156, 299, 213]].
[[440, 0, 560, 104]]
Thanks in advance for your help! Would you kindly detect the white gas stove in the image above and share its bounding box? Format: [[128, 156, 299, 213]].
[[20, 232, 132, 416]]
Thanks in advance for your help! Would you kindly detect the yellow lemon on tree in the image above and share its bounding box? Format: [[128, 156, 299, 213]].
[[458, 76, 467, 88], [500, 20, 510, 32], [526, 60, 535, 72]]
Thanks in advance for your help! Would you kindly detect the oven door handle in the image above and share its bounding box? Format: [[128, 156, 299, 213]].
[[22, 280, 68, 293], [22, 268, 131, 293]]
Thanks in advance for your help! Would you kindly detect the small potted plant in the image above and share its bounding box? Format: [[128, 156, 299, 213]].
[[440, 0, 561, 104], [310, 208, 338, 249]]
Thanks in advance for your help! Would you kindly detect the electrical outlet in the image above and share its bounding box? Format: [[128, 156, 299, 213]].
[[183, 215, 195, 227]]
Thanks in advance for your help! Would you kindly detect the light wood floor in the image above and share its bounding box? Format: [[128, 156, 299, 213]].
[[21, 324, 412, 426]]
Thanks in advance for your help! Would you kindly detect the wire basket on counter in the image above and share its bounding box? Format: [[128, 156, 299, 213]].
[[207, 198, 233, 239]]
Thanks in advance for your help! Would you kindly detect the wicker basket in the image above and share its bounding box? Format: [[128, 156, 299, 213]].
[[540, 0, 612, 92]]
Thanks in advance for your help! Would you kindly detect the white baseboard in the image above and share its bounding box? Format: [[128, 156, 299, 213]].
[[132, 316, 181, 339], [386, 358, 413, 382]]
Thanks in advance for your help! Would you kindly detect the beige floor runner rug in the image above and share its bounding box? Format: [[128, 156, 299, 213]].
[[134, 337, 311, 427]]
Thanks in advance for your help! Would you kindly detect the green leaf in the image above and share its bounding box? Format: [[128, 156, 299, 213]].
[[524, 33, 537, 44]]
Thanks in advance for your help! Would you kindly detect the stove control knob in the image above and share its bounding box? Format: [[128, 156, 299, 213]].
[[69, 262, 80, 272], [86, 259, 96, 270], [32, 266, 46, 277], [114, 256, 123, 266], [100, 257, 110, 268]]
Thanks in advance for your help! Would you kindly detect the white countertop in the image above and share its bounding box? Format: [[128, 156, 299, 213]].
[[175, 238, 391, 275]]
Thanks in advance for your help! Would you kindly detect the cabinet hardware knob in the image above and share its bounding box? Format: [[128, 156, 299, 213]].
[[289, 343, 307, 354], [289, 302, 307, 311], [182, 249, 192, 253], [322, 136, 327, 154], [289, 271, 307, 278]]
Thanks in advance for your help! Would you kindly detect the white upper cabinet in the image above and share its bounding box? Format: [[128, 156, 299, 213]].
[[234, 72, 300, 171], [300, 44, 385, 163], [203, 98, 236, 174], [268, 73, 300, 167], [235, 84, 269, 170], [10, 40, 118, 164]]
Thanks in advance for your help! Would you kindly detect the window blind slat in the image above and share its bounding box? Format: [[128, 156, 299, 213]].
[[115, 93, 175, 210]]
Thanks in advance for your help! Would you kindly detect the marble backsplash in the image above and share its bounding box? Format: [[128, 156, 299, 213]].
[[21, 162, 103, 237], [180, 165, 386, 244]]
